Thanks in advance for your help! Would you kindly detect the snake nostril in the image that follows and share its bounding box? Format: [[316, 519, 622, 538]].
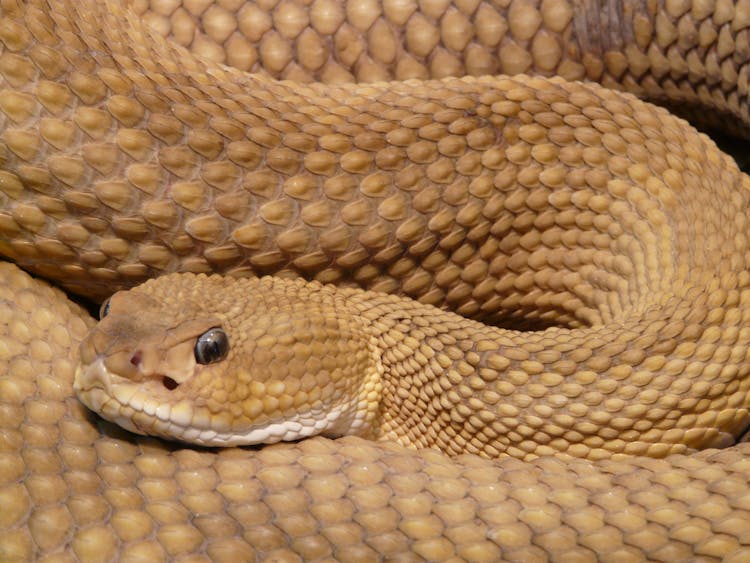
[[162, 376, 178, 390], [130, 351, 142, 367]]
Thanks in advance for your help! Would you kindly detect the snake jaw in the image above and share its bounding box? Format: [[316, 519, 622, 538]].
[[74, 340, 385, 447], [75, 356, 204, 440]]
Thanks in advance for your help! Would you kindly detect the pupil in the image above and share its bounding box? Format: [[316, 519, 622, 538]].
[[194, 327, 228, 365]]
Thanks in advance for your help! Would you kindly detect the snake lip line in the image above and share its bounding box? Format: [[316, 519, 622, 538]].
[[75, 358, 364, 447]]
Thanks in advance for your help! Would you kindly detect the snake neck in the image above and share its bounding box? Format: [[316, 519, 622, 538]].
[[342, 284, 750, 461]]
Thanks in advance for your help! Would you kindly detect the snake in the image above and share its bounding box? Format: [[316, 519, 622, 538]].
[[2, 0, 750, 560]]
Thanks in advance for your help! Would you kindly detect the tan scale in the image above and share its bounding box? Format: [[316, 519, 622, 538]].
[[1, 0, 750, 560], [75, 273, 750, 463], [0, 1, 747, 301], [0, 263, 748, 560]]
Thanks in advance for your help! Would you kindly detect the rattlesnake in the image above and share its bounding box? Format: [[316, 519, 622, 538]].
[[2, 0, 750, 560]]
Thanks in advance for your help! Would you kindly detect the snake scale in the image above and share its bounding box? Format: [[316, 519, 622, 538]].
[[2, 0, 750, 560]]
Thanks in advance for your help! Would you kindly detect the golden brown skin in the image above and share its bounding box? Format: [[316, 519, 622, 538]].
[[1, 262, 749, 561], [0, 0, 749, 304], [77, 274, 750, 462], [130, 0, 750, 137], [2, 0, 750, 559]]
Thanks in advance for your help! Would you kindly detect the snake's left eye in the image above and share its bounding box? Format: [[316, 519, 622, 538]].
[[195, 328, 229, 365], [99, 298, 111, 320]]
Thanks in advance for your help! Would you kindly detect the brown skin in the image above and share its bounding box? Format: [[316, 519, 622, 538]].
[[2, 0, 750, 559], [77, 274, 750, 461], [0, 0, 748, 302], [1, 263, 750, 560], [128, 0, 750, 137]]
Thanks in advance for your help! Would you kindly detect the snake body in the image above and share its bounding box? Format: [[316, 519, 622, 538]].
[[0, 0, 749, 303], [3, 0, 750, 560], [75, 272, 750, 461], [3, 264, 750, 561]]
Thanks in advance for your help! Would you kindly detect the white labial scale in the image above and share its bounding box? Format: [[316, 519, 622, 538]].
[[142, 397, 157, 416], [112, 383, 139, 406], [155, 403, 171, 421], [202, 406, 347, 447], [170, 401, 195, 426]]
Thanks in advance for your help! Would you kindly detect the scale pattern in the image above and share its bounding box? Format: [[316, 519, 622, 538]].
[[77, 273, 750, 462], [1, 0, 750, 560], [0, 0, 748, 303], [1, 264, 750, 560], [129, 0, 750, 136]]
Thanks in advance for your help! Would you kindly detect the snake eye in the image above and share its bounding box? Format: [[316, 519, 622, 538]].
[[195, 328, 229, 365], [99, 298, 111, 320]]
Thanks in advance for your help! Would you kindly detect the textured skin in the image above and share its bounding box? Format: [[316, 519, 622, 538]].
[[2, 0, 750, 560], [0, 263, 748, 561], [128, 0, 750, 137], [77, 274, 750, 462], [0, 0, 749, 304]]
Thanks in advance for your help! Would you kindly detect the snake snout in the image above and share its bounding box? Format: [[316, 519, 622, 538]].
[[125, 350, 180, 390]]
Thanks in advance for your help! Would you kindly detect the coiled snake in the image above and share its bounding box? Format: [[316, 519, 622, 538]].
[[2, 0, 750, 560]]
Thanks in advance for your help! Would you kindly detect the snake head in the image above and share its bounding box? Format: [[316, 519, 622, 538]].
[[74, 274, 383, 447]]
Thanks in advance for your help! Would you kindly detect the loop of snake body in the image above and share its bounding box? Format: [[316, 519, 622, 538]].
[[2, 0, 750, 560]]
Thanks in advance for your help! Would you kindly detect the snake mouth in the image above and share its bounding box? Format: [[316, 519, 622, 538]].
[[74, 359, 186, 438], [74, 363, 145, 437], [73, 359, 365, 447]]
